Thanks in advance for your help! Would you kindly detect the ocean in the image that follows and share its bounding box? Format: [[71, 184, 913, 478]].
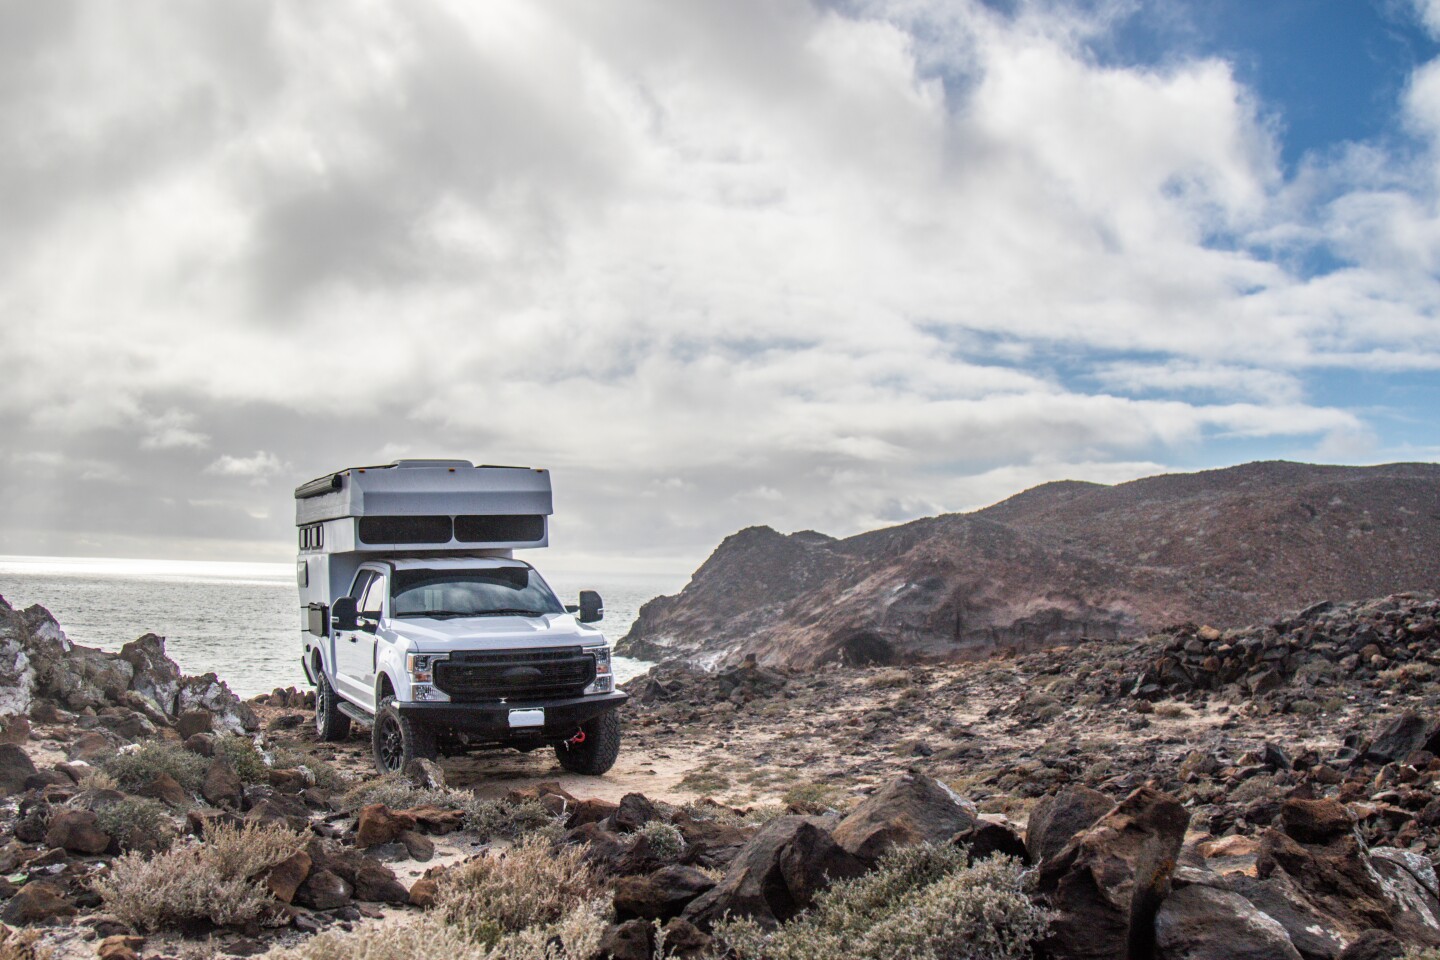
[[0, 556, 686, 699]]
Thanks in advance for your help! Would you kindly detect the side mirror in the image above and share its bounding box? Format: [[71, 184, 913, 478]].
[[331, 596, 360, 631], [578, 590, 604, 624]]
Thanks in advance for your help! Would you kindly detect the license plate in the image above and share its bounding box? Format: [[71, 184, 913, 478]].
[[508, 708, 544, 728]]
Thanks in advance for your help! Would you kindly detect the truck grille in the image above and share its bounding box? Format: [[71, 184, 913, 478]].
[[433, 648, 596, 703]]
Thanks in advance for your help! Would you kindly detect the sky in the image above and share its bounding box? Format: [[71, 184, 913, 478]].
[[1, 0, 1438, 575]]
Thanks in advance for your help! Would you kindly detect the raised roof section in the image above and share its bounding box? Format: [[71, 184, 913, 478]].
[[294, 460, 553, 526]]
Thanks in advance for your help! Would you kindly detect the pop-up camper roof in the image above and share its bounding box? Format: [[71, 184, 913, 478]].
[[294, 460, 553, 550]]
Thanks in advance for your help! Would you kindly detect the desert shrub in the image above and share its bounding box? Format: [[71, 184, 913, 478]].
[[78, 769, 119, 791], [714, 844, 1052, 960], [94, 821, 307, 931], [1404, 949, 1440, 960], [0, 926, 52, 960], [782, 781, 846, 812], [102, 741, 208, 793], [1152, 702, 1189, 719], [636, 821, 685, 862], [341, 773, 459, 812], [435, 834, 598, 947], [260, 902, 606, 960], [94, 796, 177, 851], [269, 747, 347, 791], [463, 798, 558, 841], [1229, 774, 1278, 805], [678, 769, 731, 795], [212, 735, 268, 783]]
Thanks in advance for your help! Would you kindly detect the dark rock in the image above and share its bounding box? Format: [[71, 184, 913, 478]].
[[831, 772, 977, 863], [44, 809, 111, 855], [0, 716, 31, 745], [683, 816, 866, 930], [566, 797, 620, 829], [598, 919, 655, 960], [1027, 785, 1116, 867], [267, 768, 310, 794], [0, 742, 39, 794], [612, 793, 661, 833], [136, 772, 191, 808], [264, 851, 313, 904], [350, 859, 410, 904], [403, 757, 446, 790], [953, 818, 1028, 864], [1368, 847, 1440, 946], [397, 830, 434, 862], [201, 758, 242, 808], [1367, 712, 1440, 765], [295, 868, 352, 911], [614, 865, 716, 921], [0, 880, 77, 923], [175, 709, 213, 739], [1335, 930, 1405, 960], [356, 804, 416, 849], [66, 732, 114, 764], [184, 732, 216, 757], [187, 808, 243, 837], [1037, 786, 1189, 960], [1155, 884, 1302, 960], [660, 918, 712, 959], [564, 821, 632, 875], [119, 633, 181, 716]]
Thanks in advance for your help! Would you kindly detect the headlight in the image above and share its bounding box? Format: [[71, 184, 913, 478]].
[[406, 653, 447, 683], [585, 645, 613, 694]]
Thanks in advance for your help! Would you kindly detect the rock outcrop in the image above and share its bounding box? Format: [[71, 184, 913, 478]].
[[619, 461, 1440, 668]]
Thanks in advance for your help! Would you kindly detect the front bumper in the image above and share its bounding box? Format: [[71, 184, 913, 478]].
[[394, 691, 627, 738]]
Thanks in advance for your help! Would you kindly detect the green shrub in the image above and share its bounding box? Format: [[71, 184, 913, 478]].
[[93, 796, 177, 851], [212, 735, 268, 783], [714, 844, 1052, 960], [636, 821, 685, 862], [94, 821, 307, 931], [101, 741, 208, 793], [268, 747, 348, 791]]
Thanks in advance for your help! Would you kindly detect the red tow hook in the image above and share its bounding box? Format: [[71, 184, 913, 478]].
[[564, 729, 587, 748]]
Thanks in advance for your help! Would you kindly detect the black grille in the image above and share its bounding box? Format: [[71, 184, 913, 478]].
[[433, 648, 595, 703]]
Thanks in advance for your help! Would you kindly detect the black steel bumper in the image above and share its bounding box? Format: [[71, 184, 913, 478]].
[[395, 691, 627, 737]]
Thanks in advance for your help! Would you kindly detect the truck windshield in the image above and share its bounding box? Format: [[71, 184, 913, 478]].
[[390, 567, 564, 619]]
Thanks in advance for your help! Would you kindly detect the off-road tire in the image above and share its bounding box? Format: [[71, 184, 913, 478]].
[[372, 696, 436, 774], [554, 709, 622, 775], [315, 671, 351, 742]]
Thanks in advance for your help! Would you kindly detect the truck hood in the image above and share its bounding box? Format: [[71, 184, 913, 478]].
[[387, 613, 603, 651]]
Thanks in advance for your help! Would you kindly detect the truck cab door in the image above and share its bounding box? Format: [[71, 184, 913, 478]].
[[334, 571, 374, 705], [351, 573, 385, 713]]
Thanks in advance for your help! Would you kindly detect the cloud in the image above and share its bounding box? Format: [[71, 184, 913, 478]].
[[0, 0, 1436, 569], [204, 451, 286, 482]]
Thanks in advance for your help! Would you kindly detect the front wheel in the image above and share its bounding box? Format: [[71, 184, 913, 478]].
[[315, 671, 351, 742], [372, 696, 436, 774], [554, 709, 622, 775]]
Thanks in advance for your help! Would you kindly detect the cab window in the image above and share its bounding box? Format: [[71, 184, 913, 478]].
[[359, 575, 386, 618]]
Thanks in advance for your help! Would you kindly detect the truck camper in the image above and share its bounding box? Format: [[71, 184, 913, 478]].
[[295, 459, 624, 775]]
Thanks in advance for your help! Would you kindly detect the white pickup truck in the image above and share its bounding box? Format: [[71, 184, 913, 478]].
[[294, 460, 625, 775]]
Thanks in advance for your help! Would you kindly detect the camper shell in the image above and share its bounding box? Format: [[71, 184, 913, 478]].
[[295, 459, 625, 775]]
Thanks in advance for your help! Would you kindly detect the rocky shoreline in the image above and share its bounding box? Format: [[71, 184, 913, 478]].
[[3, 592, 1440, 958]]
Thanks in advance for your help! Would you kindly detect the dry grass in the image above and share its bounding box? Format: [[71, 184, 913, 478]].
[[435, 835, 598, 946], [0, 926, 52, 960], [94, 821, 307, 931], [93, 796, 178, 851], [101, 741, 208, 793]]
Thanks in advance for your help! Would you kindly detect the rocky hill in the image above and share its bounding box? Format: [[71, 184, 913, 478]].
[[618, 461, 1440, 668]]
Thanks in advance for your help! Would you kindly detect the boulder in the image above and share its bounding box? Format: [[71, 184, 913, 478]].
[[175, 674, 257, 735], [264, 851, 313, 904], [614, 865, 717, 921], [398, 830, 434, 862], [0, 716, 32, 745], [0, 743, 38, 797], [1256, 798, 1393, 935], [349, 858, 410, 904], [1037, 786, 1189, 960], [831, 773, 977, 863], [403, 757, 446, 790], [683, 816, 866, 930], [175, 710, 213, 740], [44, 809, 111, 855], [612, 793, 662, 833], [1366, 712, 1440, 765], [1155, 884, 1302, 960], [1335, 931, 1405, 960], [660, 918, 712, 960], [598, 919, 655, 960], [356, 804, 417, 849], [1027, 785, 1116, 867], [119, 634, 181, 716], [0, 880, 76, 924], [953, 818, 1028, 864], [202, 758, 243, 808], [1368, 847, 1440, 946], [1228, 872, 1350, 960], [97, 935, 146, 960], [136, 772, 190, 808], [66, 732, 113, 763], [294, 868, 351, 911], [567, 797, 620, 829]]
